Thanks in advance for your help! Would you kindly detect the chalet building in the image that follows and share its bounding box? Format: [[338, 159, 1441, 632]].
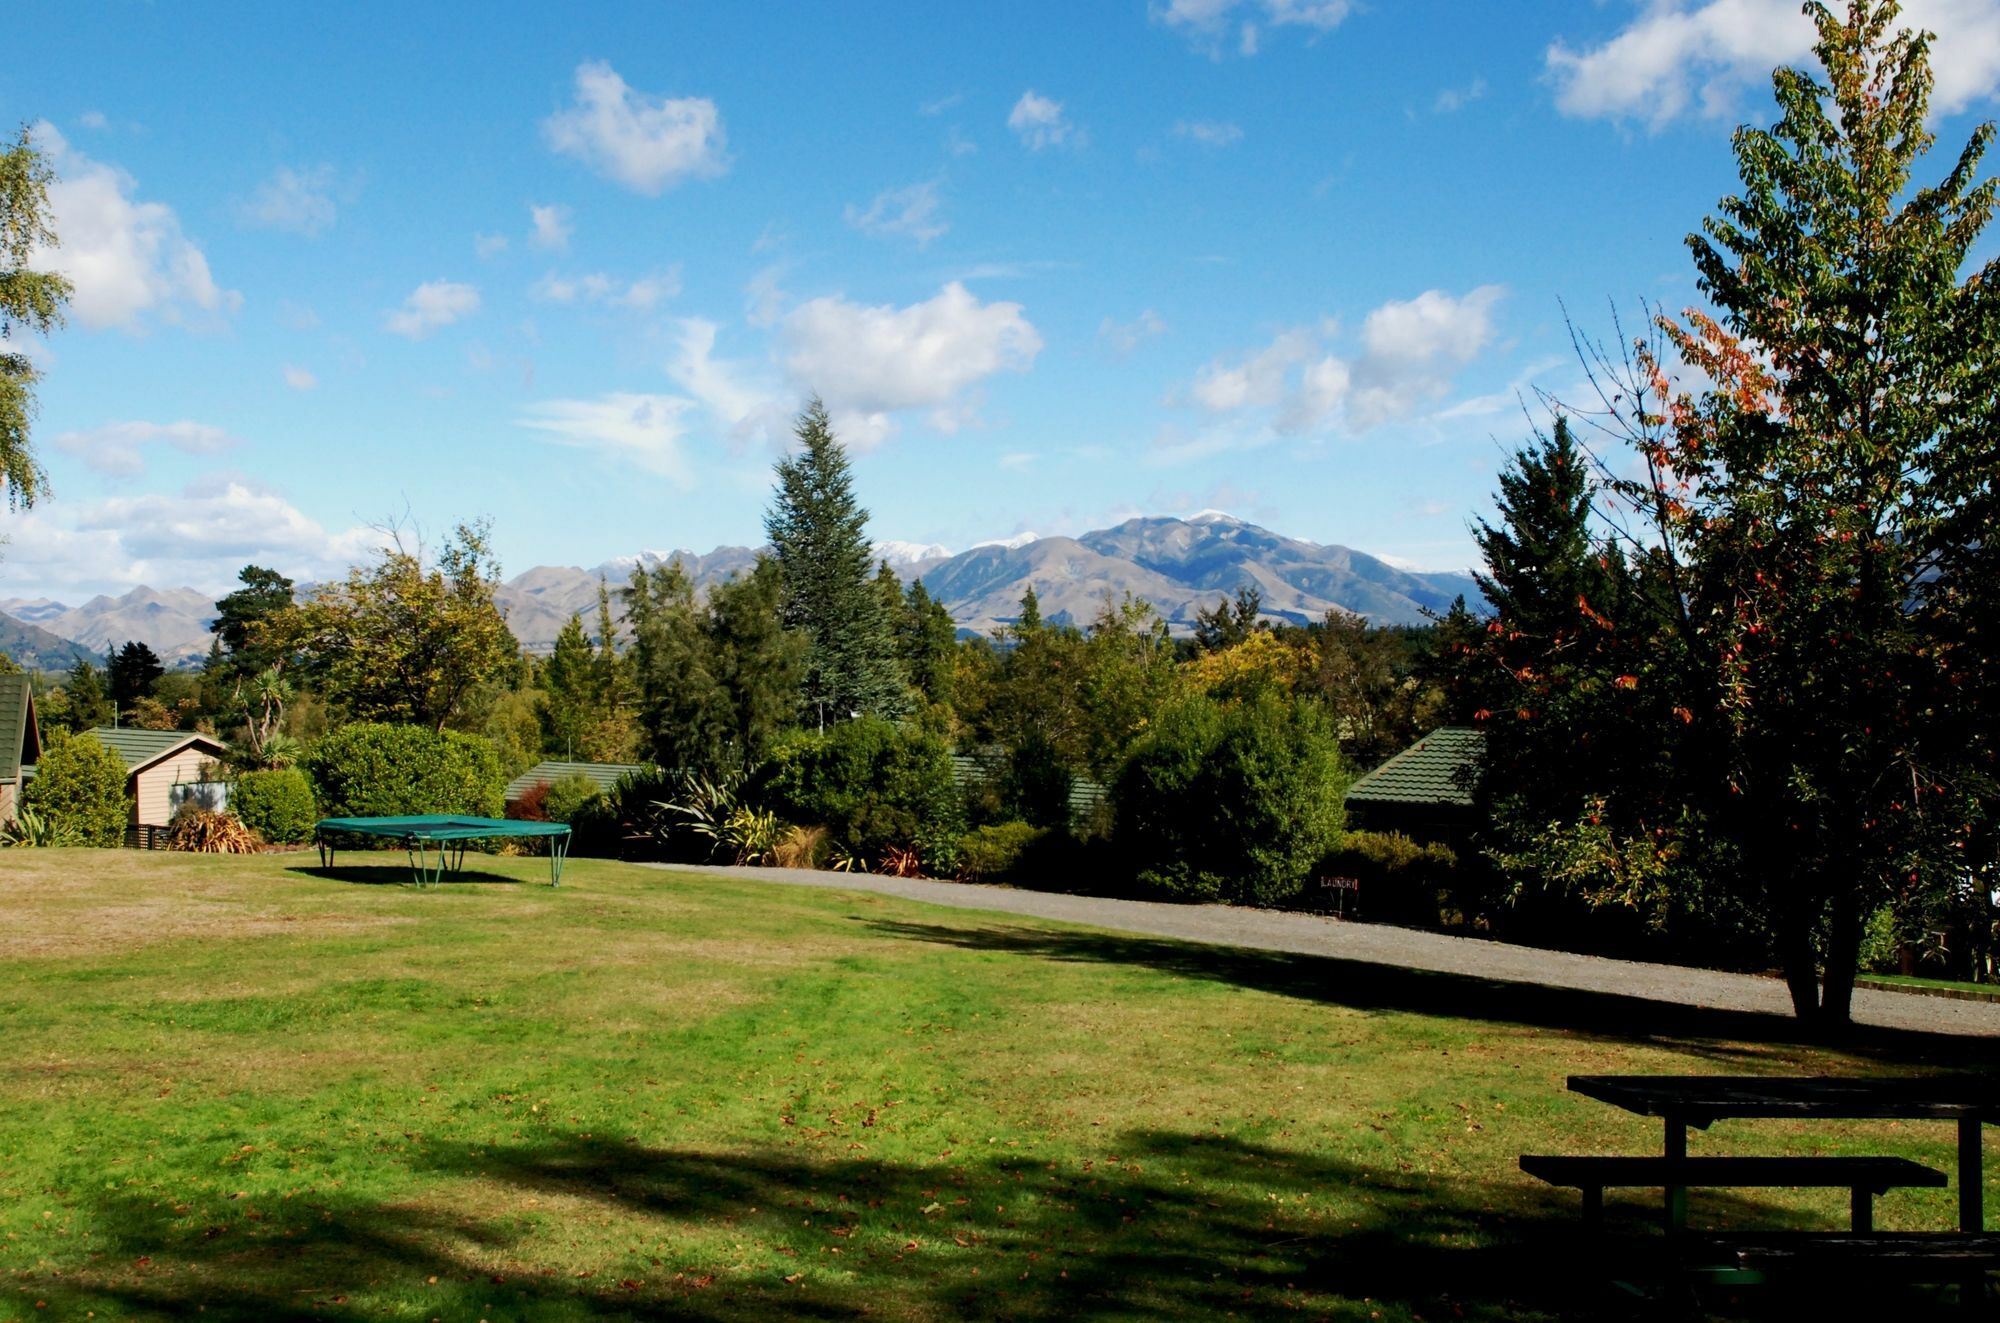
[[83, 728, 232, 832], [1343, 726, 1484, 851], [0, 674, 41, 826], [504, 760, 648, 809]]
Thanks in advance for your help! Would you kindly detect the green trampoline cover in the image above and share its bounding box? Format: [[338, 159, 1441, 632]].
[[315, 815, 570, 841]]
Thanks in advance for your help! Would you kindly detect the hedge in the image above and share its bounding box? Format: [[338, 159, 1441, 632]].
[[232, 768, 318, 844], [304, 723, 504, 820]]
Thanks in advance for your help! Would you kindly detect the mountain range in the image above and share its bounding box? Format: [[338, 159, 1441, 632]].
[[0, 513, 1481, 667]]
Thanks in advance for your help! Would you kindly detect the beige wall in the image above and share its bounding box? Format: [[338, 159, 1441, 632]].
[[132, 747, 226, 827], [0, 781, 14, 825]]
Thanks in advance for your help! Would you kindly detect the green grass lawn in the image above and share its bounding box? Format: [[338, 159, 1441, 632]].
[[0, 849, 1993, 1321], [1860, 972, 2000, 998]]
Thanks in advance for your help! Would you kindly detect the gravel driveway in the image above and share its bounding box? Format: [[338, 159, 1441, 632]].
[[644, 862, 2000, 1039]]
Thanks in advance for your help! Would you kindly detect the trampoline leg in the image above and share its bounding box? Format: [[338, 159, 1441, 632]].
[[550, 832, 570, 887]]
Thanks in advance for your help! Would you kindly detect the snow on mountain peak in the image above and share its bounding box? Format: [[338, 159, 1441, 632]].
[[873, 540, 955, 568], [969, 531, 1038, 551]]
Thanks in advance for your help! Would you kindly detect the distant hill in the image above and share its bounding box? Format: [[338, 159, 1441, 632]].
[[0, 610, 101, 671], [6, 513, 1484, 659]]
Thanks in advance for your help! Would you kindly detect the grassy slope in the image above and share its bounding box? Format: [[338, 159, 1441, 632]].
[[0, 849, 1992, 1322]]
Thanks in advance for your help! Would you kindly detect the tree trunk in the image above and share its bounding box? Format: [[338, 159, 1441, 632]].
[[1782, 920, 1823, 1021], [1819, 891, 1863, 1028]]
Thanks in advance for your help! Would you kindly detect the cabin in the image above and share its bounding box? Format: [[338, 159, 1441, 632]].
[[0, 674, 42, 826], [1343, 726, 1484, 852], [505, 760, 648, 811], [85, 728, 233, 832]]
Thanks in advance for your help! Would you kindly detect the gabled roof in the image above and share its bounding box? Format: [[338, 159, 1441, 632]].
[[0, 674, 39, 783], [1345, 726, 1484, 808], [504, 760, 648, 801], [87, 727, 230, 775]]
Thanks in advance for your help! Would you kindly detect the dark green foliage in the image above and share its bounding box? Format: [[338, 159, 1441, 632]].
[[304, 722, 503, 819], [1000, 734, 1073, 830], [59, 658, 112, 733], [1112, 692, 1348, 907], [1194, 585, 1263, 653], [624, 557, 804, 776], [231, 769, 317, 844], [765, 399, 905, 725], [956, 821, 1048, 883], [541, 774, 603, 825], [756, 717, 964, 868], [209, 566, 296, 679], [21, 728, 129, 846], [1317, 831, 1458, 927], [107, 640, 164, 708], [898, 579, 959, 710]]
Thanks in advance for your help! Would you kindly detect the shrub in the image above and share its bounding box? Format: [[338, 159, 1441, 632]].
[[508, 780, 552, 822], [1111, 692, 1347, 907], [722, 806, 785, 865], [21, 728, 130, 847], [756, 718, 964, 872], [1315, 830, 1458, 926], [956, 821, 1048, 883], [1001, 736, 1074, 830], [541, 774, 604, 825], [163, 804, 260, 854], [232, 768, 317, 844], [772, 823, 829, 870], [304, 723, 504, 820], [1, 806, 81, 848]]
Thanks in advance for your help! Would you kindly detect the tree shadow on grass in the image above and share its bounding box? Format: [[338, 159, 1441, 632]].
[[17, 1128, 1935, 1322], [855, 919, 2000, 1072]]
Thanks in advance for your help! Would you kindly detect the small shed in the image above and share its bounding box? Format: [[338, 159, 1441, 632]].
[[1344, 726, 1485, 848], [505, 760, 647, 807], [0, 674, 42, 825], [86, 728, 233, 829]]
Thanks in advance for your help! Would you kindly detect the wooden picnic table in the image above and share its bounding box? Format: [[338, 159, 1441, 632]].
[[1568, 1075, 2000, 1233]]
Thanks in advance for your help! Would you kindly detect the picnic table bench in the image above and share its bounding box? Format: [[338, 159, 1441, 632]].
[[1524, 1074, 2000, 1305]]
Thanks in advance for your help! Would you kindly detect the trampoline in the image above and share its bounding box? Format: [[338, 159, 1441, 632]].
[[313, 815, 573, 887]]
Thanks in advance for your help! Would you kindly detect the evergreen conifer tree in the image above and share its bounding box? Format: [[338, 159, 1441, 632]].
[[539, 612, 597, 760], [764, 399, 903, 727]]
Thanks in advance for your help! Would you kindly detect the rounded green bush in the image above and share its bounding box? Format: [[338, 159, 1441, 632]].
[[21, 728, 130, 847], [541, 774, 604, 825], [956, 821, 1047, 883], [232, 768, 318, 844], [304, 723, 504, 820], [756, 717, 964, 870], [1112, 691, 1348, 907]]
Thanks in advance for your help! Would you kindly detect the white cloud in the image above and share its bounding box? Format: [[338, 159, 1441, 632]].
[[52, 419, 238, 477], [384, 280, 480, 338], [844, 179, 948, 245], [1173, 119, 1244, 147], [1547, 0, 2000, 127], [781, 282, 1042, 448], [529, 203, 573, 252], [666, 317, 790, 450], [542, 60, 728, 194], [1153, 0, 1354, 55], [0, 475, 388, 600], [238, 164, 340, 236], [516, 392, 696, 484], [474, 232, 510, 258], [77, 110, 109, 130], [1101, 308, 1169, 355], [27, 122, 235, 331], [532, 268, 679, 310], [282, 365, 318, 391], [1180, 285, 1505, 436], [1434, 77, 1487, 113], [1008, 91, 1080, 150]]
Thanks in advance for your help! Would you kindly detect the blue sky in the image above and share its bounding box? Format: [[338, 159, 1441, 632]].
[[5, 0, 1998, 602]]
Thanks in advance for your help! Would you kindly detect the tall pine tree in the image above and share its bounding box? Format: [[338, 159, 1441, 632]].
[[764, 399, 903, 727]]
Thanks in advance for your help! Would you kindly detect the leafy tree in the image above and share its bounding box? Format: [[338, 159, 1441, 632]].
[[107, 640, 164, 709], [765, 399, 903, 725], [897, 578, 960, 712], [1550, 0, 2000, 1021], [209, 565, 295, 678], [624, 556, 804, 775], [1, 126, 71, 513], [1193, 585, 1264, 653], [538, 613, 598, 760], [1309, 610, 1446, 769], [1077, 593, 1180, 780], [305, 722, 505, 819], [21, 727, 128, 845], [60, 658, 111, 732], [273, 521, 516, 732]]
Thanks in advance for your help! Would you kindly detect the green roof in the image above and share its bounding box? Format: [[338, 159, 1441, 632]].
[[1345, 726, 1484, 808], [0, 674, 38, 783], [505, 760, 648, 801], [86, 727, 228, 773]]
